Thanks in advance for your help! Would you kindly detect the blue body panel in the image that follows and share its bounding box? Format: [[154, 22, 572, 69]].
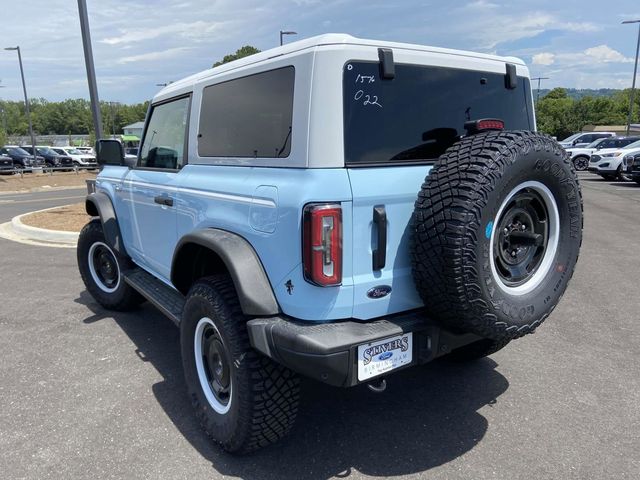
[[174, 165, 355, 321], [97, 163, 432, 322], [347, 165, 431, 319]]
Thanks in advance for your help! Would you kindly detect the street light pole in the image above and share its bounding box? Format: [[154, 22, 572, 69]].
[[78, 0, 103, 141], [279, 30, 297, 46], [531, 76, 550, 104], [622, 20, 640, 136], [4, 47, 36, 157]]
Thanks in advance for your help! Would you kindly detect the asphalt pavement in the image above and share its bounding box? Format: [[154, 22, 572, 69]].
[[0, 187, 87, 222], [0, 174, 639, 480]]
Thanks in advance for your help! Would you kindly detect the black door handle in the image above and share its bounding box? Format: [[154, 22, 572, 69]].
[[372, 205, 387, 270], [154, 195, 174, 207]]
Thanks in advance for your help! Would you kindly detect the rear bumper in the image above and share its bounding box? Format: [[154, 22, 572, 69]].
[[247, 312, 480, 387]]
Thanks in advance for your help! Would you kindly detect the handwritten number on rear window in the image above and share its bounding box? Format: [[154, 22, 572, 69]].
[[354, 89, 382, 108]]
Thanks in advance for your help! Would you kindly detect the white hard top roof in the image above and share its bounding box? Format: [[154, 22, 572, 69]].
[[154, 33, 525, 102]]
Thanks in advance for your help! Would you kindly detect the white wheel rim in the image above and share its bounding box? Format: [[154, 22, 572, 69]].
[[489, 181, 560, 296], [194, 317, 232, 414], [87, 241, 121, 293]]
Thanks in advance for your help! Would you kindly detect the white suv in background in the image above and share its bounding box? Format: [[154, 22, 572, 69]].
[[558, 132, 615, 149], [567, 136, 640, 171], [51, 146, 97, 169], [588, 139, 640, 180]]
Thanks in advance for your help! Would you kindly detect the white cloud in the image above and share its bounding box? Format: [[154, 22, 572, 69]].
[[532, 44, 632, 68], [533, 52, 556, 65], [584, 45, 633, 63], [118, 47, 193, 64], [102, 21, 228, 45]]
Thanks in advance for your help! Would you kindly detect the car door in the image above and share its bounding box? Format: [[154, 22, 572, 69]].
[[121, 95, 191, 281]]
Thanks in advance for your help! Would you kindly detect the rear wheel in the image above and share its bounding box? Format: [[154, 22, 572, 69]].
[[181, 275, 300, 454], [447, 338, 510, 362]]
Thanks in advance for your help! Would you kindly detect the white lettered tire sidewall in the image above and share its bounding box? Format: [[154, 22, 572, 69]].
[[477, 136, 583, 338]]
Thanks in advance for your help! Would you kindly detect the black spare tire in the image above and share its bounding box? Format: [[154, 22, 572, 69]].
[[411, 131, 582, 341]]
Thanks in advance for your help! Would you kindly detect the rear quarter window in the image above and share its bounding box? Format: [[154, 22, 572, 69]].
[[343, 62, 534, 165], [198, 66, 295, 158]]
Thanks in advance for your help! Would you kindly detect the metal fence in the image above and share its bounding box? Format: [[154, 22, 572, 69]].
[[0, 165, 98, 177]]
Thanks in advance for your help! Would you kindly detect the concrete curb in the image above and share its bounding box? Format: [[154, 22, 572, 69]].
[[8, 207, 79, 246]]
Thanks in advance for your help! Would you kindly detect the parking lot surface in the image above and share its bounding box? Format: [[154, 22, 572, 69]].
[[0, 174, 639, 480]]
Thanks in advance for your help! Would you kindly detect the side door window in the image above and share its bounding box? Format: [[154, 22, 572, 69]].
[[139, 96, 190, 170], [123, 94, 191, 279]]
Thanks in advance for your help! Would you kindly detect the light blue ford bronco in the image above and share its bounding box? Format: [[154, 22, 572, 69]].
[[78, 34, 583, 453]]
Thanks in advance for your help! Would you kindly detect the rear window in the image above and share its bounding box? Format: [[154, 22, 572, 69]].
[[343, 62, 533, 165], [198, 66, 295, 158]]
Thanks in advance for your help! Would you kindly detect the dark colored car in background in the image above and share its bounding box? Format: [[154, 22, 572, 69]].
[[0, 146, 46, 171], [628, 153, 640, 185], [21, 146, 74, 170], [0, 154, 14, 174]]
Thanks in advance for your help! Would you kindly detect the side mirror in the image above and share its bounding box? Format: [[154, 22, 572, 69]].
[[123, 156, 138, 168], [96, 139, 125, 166]]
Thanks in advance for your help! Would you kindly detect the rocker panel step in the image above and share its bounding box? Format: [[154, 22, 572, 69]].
[[123, 269, 185, 325]]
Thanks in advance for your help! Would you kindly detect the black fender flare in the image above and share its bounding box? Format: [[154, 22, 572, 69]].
[[171, 229, 280, 316], [85, 192, 127, 257]]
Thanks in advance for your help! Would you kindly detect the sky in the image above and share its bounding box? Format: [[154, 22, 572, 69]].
[[0, 0, 639, 104]]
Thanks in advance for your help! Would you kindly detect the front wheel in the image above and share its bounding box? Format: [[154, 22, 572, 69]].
[[573, 156, 589, 171], [77, 219, 143, 310], [181, 275, 300, 454]]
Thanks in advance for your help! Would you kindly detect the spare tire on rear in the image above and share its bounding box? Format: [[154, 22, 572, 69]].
[[411, 131, 582, 341]]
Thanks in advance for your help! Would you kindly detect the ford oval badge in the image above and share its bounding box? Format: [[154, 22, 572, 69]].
[[378, 352, 393, 361], [367, 285, 392, 299]]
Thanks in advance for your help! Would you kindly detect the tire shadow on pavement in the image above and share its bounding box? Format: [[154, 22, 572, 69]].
[[75, 291, 509, 479]]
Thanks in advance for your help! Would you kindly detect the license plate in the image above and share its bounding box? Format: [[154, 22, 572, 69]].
[[357, 332, 413, 381]]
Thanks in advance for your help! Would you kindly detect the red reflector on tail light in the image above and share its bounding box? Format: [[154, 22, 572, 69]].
[[477, 119, 505, 130], [464, 118, 505, 134], [303, 203, 342, 286]]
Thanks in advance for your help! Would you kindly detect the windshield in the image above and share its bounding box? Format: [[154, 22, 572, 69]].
[[561, 133, 582, 142], [8, 147, 30, 156], [623, 139, 640, 150], [343, 62, 534, 165], [586, 138, 606, 148], [37, 147, 56, 155]]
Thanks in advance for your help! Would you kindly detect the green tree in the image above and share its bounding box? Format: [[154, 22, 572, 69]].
[[0, 128, 6, 147], [213, 46, 261, 68], [536, 89, 577, 139]]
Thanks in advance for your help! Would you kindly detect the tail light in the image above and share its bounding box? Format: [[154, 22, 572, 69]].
[[464, 118, 505, 135], [303, 203, 342, 286]]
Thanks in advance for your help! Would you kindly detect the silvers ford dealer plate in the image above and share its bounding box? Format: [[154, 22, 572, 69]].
[[357, 333, 413, 381]]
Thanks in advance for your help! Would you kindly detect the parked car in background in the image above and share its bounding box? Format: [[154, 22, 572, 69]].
[[0, 146, 46, 171], [51, 146, 97, 169], [75, 146, 95, 156], [627, 152, 640, 184], [567, 136, 640, 171], [0, 154, 14, 174], [558, 132, 615, 149], [588, 139, 640, 180], [21, 146, 73, 170], [125, 147, 139, 157]]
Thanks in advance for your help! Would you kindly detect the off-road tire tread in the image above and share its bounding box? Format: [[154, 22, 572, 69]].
[[185, 275, 300, 454], [411, 130, 583, 341]]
